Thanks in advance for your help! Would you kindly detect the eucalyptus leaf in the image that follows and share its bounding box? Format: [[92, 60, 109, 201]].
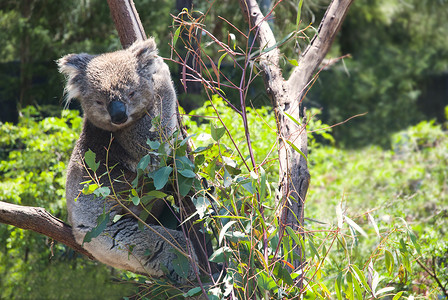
[[153, 166, 172, 190], [83, 212, 110, 245], [85, 149, 100, 172], [211, 123, 226, 141]]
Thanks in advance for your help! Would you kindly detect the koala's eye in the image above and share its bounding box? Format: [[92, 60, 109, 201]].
[[96, 100, 104, 105], [129, 91, 135, 98]]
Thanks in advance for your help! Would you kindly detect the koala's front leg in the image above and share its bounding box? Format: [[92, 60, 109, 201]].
[[70, 202, 198, 282], [101, 217, 198, 281]]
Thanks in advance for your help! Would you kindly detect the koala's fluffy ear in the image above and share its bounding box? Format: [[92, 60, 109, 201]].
[[129, 38, 158, 67], [57, 53, 94, 101]]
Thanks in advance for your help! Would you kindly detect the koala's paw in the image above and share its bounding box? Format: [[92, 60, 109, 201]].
[[118, 223, 199, 282], [140, 237, 198, 283]]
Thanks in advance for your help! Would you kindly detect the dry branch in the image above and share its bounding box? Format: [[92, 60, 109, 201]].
[[0, 201, 94, 259], [288, 0, 355, 97]]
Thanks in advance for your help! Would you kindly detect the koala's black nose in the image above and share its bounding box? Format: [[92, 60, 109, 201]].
[[107, 101, 128, 124]]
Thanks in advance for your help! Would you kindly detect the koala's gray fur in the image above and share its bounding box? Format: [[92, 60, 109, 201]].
[[58, 39, 198, 281]]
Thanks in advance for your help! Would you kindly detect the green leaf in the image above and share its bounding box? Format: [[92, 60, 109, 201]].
[[257, 270, 278, 292], [83, 212, 110, 245], [346, 272, 354, 300], [146, 139, 160, 150], [286, 140, 307, 161], [408, 230, 421, 255], [259, 166, 266, 200], [296, 0, 304, 27], [319, 282, 331, 298], [351, 265, 371, 292], [192, 144, 213, 154], [207, 158, 217, 179], [131, 196, 140, 206], [273, 263, 293, 285], [137, 154, 151, 171], [145, 190, 167, 199], [184, 287, 202, 297], [140, 192, 164, 206], [153, 166, 172, 190], [308, 238, 321, 260], [178, 174, 193, 197], [335, 272, 343, 300], [385, 249, 394, 275], [219, 221, 236, 245], [285, 226, 301, 245], [85, 149, 100, 172], [179, 134, 195, 147], [211, 123, 226, 141], [175, 156, 195, 170], [194, 154, 205, 168], [209, 246, 232, 263], [283, 111, 301, 127], [392, 291, 404, 300], [254, 31, 295, 58], [352, 271, 363, 300], [138, 209, 149, 231], [287, 58, 299, 66], [399, 238, 408, 254], [345, 216, 368, 238], [82, 183, 99, 195], [217, 52, 228, 71], [93, 186, 110, 199], [240, 180, 253, 194], [171, 250, 190, 280], [224, 164, 241, 175], [172, 26, 181, 48], [178, 169, 196, 178], [113, 214, 123, 223], [402, 252, 411, 273]]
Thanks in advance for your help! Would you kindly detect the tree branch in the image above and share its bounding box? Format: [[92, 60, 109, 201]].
[[106, 0, 146, 48], [238, 0, 285, 107], [0, 201, 94, 259], [288, 0, 354, 98]]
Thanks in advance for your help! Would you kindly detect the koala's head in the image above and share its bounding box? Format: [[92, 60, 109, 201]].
[[58, 38, 172, 132]]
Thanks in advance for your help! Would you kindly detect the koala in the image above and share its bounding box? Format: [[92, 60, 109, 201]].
[[58, 39, 207, 281]]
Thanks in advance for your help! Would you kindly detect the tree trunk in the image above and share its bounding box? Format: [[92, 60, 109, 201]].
[[238, 0, 353, 284], [106, 0, 146, 48]]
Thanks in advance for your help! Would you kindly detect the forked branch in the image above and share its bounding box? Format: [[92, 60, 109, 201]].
[[288, 0, 354, 97]]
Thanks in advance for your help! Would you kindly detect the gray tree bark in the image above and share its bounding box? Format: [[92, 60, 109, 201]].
[[238, 0, 354, 282]]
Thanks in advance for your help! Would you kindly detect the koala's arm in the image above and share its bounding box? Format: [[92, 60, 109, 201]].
[[68, 190, 198, 281], [66, 149, 198, 282]]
